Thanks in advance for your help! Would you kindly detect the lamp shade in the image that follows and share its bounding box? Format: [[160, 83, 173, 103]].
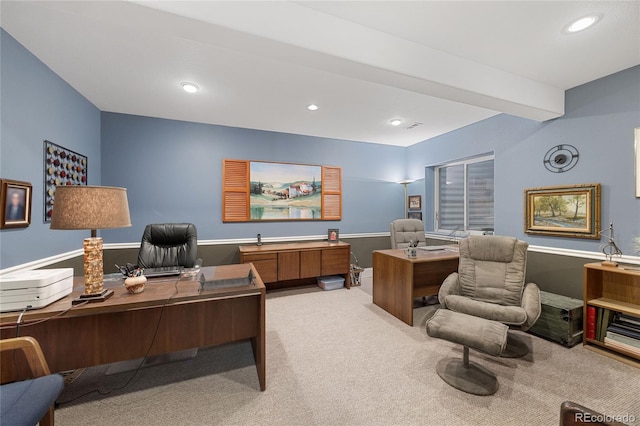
[[50, 185, 131, 231]]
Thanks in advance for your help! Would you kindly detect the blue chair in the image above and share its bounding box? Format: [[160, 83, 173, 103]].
[[0, 337, 64, 426]]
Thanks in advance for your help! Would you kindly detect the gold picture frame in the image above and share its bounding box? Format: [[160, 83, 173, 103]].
[[524, 183, 600, 239], [1, 179, 32, 229]]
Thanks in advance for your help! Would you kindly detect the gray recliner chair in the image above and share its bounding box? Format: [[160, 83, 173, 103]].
[[390, 219, 427, 249], [438, 235, 541, 357]]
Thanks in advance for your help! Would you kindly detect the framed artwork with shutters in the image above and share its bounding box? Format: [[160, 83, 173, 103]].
[[222, 159, 342, 222]]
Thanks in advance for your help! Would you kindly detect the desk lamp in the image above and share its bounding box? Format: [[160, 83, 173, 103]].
[[50, 185, 131, 303]]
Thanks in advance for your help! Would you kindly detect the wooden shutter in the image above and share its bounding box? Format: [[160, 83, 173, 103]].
[[222, 159, 249, 222], [322, 166, 342, 220]]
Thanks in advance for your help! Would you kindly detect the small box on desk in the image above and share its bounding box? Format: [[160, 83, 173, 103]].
[[0, 268, 74, 312], [317, 276, 344, 291], [528, 291, 583, 347]]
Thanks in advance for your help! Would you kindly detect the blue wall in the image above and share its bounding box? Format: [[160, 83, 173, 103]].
[[0, 30, 101, 268], [2, 25, 638, 270], [100, 113, 406, 243], [407, 65, 640, 254]]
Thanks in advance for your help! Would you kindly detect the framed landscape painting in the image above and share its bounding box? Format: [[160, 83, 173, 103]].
[[249, 161, 322, 220], [524, 183, 600, 239]]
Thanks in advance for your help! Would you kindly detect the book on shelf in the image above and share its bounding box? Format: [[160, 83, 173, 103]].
[[607, 323, 640, 340], [596, 307, 604, 341], [586, 305, 596, 340], [610, 320, 640, 334], [604, 337, 640, 357], [606, 331, 640, 348], [595, 308, 614, 342], [615, 313, 640, 328]]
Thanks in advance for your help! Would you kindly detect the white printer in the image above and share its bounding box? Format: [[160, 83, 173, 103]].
[[0, 268, 74, 312]]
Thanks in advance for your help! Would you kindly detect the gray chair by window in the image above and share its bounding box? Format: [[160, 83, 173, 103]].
[[391, 218, 439, 304], [0, 337, 64, 426], [437, 235, 541, 357], [390, 219, 427, 249], [137, 223, 199, 268]]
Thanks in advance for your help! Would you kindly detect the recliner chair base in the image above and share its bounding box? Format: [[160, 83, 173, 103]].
[[500, 332, 529, 358], [436, 346, 498, 396]]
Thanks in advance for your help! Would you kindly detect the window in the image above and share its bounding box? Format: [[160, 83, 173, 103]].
[[435, 155, 494, 234]]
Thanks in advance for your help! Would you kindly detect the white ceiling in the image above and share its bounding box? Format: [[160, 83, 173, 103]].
[[1, 1, 639, 147]]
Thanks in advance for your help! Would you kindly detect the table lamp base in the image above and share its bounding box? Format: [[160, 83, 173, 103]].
[[72, 289, 114, 305]]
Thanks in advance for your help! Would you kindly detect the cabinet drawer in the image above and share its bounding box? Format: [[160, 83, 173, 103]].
[[248, 260, 277, 283], [241, 253, 277, 283], [321, 247, 349, 276], [300, 250, 321, 278], [242, 253, 277, 262], [278, 252, 300, 281]]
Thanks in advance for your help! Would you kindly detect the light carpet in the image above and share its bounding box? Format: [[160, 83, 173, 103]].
[[56, 269, 639, 425]]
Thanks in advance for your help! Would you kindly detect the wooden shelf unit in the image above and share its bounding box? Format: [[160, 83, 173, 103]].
[[583, 262, 640, 367], [239, 241, 351, 289]]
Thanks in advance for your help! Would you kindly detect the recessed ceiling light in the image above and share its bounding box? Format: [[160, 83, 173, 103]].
[[307, 104, 319, 111], [564, 15, 600, 33], [181, 82, 199, 93], [390, 118, 403, 126]]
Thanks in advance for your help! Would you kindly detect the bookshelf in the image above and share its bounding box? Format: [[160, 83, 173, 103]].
[[583, 262, 640, 368]]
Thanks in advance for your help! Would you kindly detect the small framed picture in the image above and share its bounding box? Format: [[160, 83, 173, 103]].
[[328, 228, 339, 242], [408, 195, 422, 210], [1, 179, 32, 229], [407, 211, 422, 221]]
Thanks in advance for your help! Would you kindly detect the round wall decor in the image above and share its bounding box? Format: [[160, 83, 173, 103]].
[[543, 144, 579, 173]]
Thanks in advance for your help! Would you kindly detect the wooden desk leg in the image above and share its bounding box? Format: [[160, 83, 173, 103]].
[[250, 291, 266, 391], [403, 261, 414, 326], [373, 252, 414, 326]]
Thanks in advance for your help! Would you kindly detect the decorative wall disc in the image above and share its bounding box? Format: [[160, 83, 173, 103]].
[[543, 144, 579, 173]]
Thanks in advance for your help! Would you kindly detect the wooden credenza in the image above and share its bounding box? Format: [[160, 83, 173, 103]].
[[239, 241, 351, 289]]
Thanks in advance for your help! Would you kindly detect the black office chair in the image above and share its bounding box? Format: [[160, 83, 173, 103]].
[[137, 223, 199, 268]]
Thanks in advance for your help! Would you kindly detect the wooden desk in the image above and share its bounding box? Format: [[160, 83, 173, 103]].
[[372, 248, 459, 326], [0, 264, 266, 391], [239, 241, 351, 289]]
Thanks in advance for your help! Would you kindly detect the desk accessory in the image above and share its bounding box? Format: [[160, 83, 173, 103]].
[[406, 240, 418, 258], [599, 222, 622, 267], [50, 185, 131, 304], [124, 275, 147, 294], [198, 264, 255, 290]]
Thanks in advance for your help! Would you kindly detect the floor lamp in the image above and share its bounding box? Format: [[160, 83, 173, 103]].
[[400, 180, 411, 218], [50, 185, 131, 304]]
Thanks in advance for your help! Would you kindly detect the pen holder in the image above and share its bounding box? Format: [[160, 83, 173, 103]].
[[405, 247, 417, 258], [124, 275, 147, 294]]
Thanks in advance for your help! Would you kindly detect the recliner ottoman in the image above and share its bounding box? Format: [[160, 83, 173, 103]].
[[426, 308, 508, 395]]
